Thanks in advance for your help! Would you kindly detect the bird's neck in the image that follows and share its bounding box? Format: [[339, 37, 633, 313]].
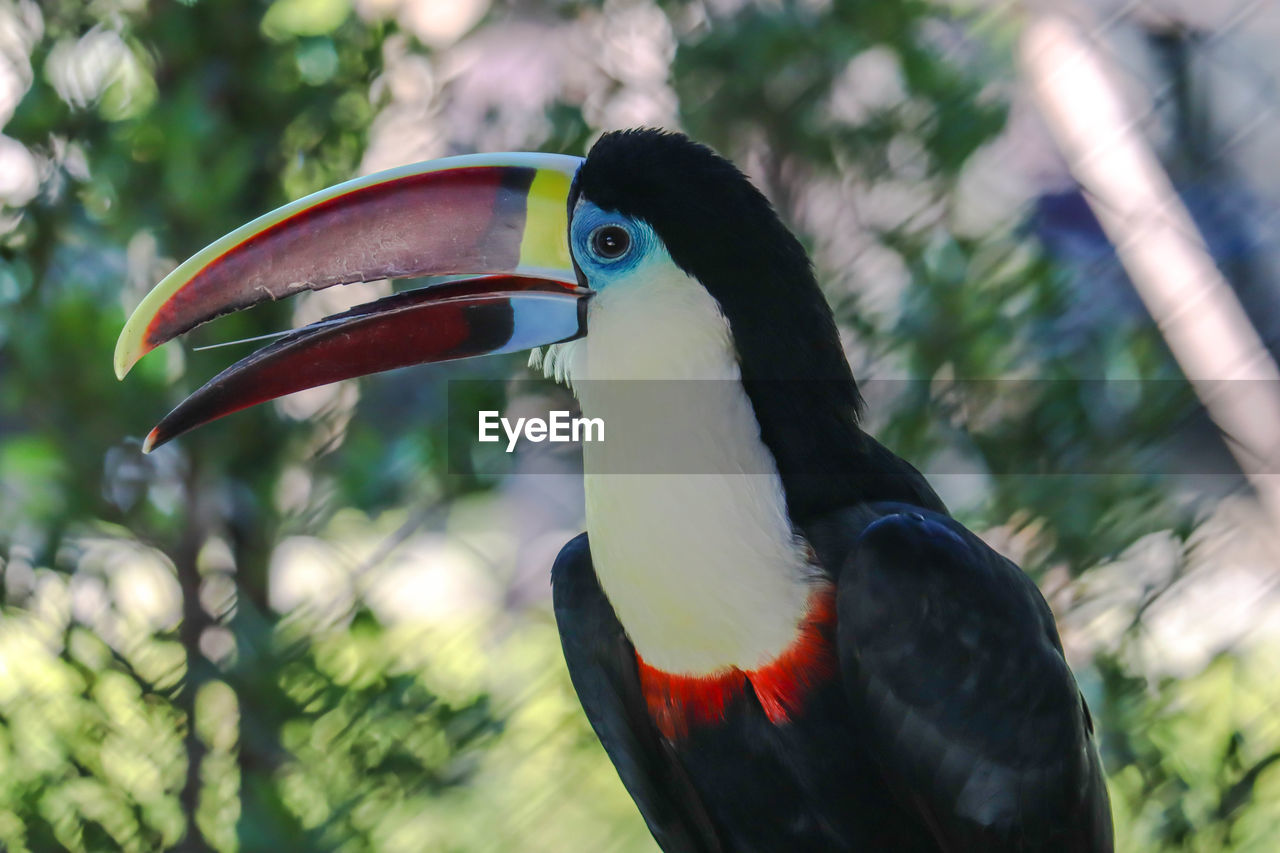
[[536, 270, 822, 676]]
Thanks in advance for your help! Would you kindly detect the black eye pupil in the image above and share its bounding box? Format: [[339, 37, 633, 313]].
[[592, 226, 630, 259]]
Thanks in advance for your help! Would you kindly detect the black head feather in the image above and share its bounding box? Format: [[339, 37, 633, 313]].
[[571, 129, 943, 521], [573, 129, 854, 388]]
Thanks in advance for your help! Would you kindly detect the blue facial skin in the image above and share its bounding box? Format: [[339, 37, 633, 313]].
[[569, 200, 659, 285]]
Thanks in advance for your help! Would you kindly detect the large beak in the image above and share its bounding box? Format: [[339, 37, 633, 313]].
[[114, 152, 588, 452]]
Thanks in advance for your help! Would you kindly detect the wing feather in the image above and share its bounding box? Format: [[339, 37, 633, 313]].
[[552, 533, 723, 853], [835, 510, 1113, 852]]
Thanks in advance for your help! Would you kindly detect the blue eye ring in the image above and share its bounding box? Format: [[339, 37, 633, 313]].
[[589, 224, 632, 261]]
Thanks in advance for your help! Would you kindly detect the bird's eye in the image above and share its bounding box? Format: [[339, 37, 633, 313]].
[[590, 225, 631, 261]]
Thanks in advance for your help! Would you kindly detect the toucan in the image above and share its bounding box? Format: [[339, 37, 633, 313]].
[[115, 129, 1113, 852]]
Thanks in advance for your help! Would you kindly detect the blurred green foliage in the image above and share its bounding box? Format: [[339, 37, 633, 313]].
[[0, 0, 1276, 850]]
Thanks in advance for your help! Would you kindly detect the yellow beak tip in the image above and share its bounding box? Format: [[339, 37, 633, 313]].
[[113, 335, 146, 380]]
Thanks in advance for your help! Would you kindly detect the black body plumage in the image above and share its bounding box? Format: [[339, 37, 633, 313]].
[[553, 130, 1112, 852]]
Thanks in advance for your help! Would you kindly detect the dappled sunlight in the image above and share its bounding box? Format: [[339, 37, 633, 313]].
[[361, 533, 501, 626], [269, 535, 358, 622], [0, 134, 36, 207], [375, 0, 492, 49], [45, 27, 155, 121], [1061, 498, 1280, 676], [0, 1, 40, 128], [827, 46, 908, 126]]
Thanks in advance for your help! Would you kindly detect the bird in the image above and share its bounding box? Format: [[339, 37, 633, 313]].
[[115, 129, 1113, 852]]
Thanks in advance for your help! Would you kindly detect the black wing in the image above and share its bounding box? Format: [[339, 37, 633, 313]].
[[835, 509, 1113, 852], [551, 533, 723, 853]]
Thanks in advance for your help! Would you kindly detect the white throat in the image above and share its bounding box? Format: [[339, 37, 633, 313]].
[[533, 250, 815, 675]]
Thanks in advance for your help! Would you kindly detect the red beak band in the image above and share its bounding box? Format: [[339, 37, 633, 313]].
[[142, 276, 590, 452], [116, 152, 582, 378]]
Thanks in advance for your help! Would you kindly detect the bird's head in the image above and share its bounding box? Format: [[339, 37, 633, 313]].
[[116, 129, 852, 450]]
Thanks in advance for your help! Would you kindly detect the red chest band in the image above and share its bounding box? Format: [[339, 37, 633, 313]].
[[635, 582, 838, 740]]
